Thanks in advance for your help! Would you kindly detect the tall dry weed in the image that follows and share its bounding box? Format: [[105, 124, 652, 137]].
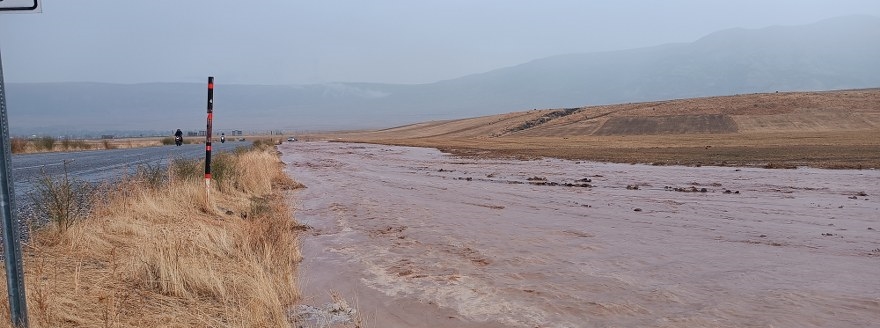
[[211, 152, 238, 192], [170, 157, 201, 183], [28, 161, 95, 232], [235, 150, 279, 194]]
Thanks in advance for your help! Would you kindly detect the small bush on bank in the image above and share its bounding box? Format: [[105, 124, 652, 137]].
[[28, 161, 94, 232], [102, 139, 116, 149], [36, 136, 56, 151], [160, 137, 176, 145], [171, 157, 201, 183], [10, 137, 27, 153], [137, 162, 168, 190], [252, 138, 280, 150], [211, 152, 237, 192]]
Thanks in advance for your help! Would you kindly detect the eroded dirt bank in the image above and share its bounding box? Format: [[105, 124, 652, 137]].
[[280, 141, 879, 328]]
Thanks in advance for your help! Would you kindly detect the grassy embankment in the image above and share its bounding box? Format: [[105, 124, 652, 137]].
[[10, 136, 166, 153], [0, 139, 305, 327]]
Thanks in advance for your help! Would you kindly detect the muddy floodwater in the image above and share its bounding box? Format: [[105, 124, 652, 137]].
[[279, 142, 880, 328]]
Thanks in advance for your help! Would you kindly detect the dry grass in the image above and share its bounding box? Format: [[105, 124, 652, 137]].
[[10, 135, 277, 154], [0, 147, 304, 327]]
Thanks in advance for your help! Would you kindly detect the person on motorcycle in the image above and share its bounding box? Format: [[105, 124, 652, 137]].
[[220, 133, 226, 143], [174, 129, 183, 146]]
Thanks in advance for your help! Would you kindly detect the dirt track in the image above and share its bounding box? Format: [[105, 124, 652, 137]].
[[282, 141, 880, 328]]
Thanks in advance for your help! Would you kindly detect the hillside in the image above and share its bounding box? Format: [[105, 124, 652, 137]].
[[322, 89, 880, 169], [7, 16, 880, 135], [337, 89, 880, 138]]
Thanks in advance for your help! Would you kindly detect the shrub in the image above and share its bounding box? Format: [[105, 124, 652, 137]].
[[136, 162, 168, 190], [29, 161, 95, 231], [160, 137, 175, 145], [171, 158, 201, 183], [251, 138, 279, 150], [36, 136, 56, 151], [102, 139, 116, 149], [210, 152, 237, 192], [10, 137, 27, 153]]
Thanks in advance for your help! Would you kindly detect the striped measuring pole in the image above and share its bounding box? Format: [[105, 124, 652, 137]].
[[205, 77, 214, 194]]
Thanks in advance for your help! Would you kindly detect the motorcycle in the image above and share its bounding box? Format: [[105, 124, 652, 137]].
[[220, 135, 226, 143], [174, 135, 183, 146]]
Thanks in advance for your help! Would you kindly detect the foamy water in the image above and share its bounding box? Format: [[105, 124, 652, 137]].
[[280, 142, 880, 328]]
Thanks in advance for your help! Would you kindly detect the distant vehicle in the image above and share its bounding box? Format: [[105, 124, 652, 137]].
[[287, 137, 296, 142]]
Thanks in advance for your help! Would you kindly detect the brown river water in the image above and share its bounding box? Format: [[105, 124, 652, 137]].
[[279, 141, 880, 328]]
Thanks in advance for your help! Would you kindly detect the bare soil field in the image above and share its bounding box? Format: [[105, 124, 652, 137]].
[[315, 89, 880, 168]]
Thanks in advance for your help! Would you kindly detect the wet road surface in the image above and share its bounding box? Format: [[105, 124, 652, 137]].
[[8, 142, 243, 219], [281, 141, 880, 328]]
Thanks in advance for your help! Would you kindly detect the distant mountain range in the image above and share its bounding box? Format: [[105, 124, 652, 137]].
[[6, 15, 880, 136]]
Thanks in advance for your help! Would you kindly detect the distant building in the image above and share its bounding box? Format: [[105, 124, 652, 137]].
[[186, 131, 198, 137], [230, 130, 243, 136], [198, 131, 207, 136], [101, 135, 115, 139]]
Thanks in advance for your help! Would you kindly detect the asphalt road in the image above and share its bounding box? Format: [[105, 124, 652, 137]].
[[8, 141, 244, 216]]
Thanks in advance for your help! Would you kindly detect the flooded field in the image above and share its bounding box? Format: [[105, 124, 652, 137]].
[[280, 141, 879, 328]]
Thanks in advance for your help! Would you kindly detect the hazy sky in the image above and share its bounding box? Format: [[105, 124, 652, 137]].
[[1, 0, 878, 85]]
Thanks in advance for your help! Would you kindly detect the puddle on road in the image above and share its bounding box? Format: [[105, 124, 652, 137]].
[[280, 142, 880, 328]]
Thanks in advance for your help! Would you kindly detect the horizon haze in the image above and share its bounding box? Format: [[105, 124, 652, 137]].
[[1, 0, 879, 85], [2, 2, 879, 135], [5, 15, 880, 135]]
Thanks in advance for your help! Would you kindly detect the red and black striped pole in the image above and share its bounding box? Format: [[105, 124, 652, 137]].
[[205, 76, 214, 193]]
